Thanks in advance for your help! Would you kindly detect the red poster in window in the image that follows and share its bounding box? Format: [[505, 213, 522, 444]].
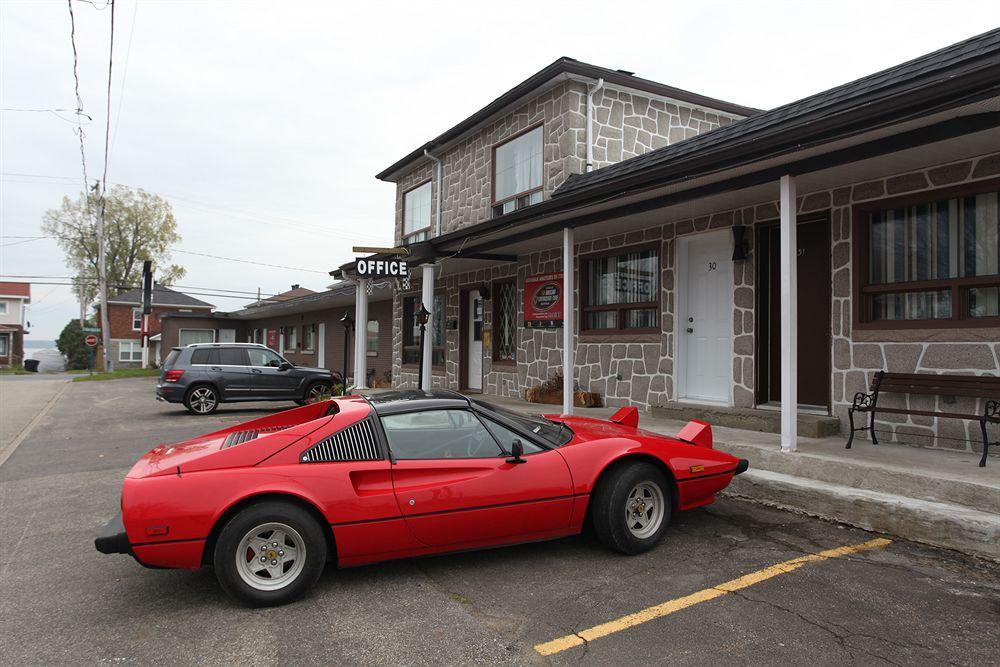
[[266, 328, 278, 348], [524, 273, 563, 328]]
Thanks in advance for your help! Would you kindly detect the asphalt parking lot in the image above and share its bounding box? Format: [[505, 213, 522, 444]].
[[1, 377, 998, 665]]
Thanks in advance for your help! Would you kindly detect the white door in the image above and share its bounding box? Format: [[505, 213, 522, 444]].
[[680, 231, 732, 403], [218, 328, 236, 343], [317, 322, 326, 368], [467, 292, 483, 391]]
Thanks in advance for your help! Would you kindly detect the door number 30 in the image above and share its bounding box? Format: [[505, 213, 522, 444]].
[[707, 262, 718, 271]]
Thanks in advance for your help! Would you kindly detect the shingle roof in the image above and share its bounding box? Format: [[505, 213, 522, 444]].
[[109, 285, 214, 308], [0, 281, 31, 298], [555, 28, 1000, 198]]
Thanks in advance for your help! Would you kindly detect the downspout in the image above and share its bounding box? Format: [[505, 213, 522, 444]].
[[585, 77, 604, 172], [423, 148, 443, 237]]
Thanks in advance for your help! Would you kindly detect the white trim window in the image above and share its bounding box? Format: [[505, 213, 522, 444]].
[[403, 181, 432, 244], [302, 324, 314, 352], [366, 320, 378, 357], [286, 326, 298, 351], [131, 308, 142, 331], [179, 329, 215, 346], [493, 126, 543, 217], [0, 333, 8, 356], [0, 302, 8, 314], [119, 340, 142, 362]]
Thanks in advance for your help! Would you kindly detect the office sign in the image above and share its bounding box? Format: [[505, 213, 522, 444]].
[[524, 272, 563, 329], [355, 258, 408, 278]]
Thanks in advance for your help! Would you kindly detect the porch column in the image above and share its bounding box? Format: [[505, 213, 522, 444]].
[[317, 322, 326, 368], [421, 263, 435, 391], [562, 227, 575, 415], [779, 174, 798, 452], [354, 279, 369, 389]]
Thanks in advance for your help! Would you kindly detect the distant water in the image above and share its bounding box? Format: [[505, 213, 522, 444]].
[[23, 339, 56, 349]]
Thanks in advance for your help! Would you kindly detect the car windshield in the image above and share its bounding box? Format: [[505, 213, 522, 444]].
[[472, 400, 572, 447]]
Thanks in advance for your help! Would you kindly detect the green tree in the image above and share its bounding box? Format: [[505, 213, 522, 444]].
[[56, 319, 94, 370], [42, 185, 185, 303]]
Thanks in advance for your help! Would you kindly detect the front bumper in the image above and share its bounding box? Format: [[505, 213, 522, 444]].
[[94, 513, 131, 555]]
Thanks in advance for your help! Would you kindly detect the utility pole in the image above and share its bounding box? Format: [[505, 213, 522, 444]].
[[96, 179, 112, 372]]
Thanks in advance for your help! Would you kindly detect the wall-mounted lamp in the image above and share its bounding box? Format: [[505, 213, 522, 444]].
[[732, 226, 750, 261], [478, 283, 491, 300]]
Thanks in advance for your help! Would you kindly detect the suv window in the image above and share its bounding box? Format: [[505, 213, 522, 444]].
[[381, 410, 504, 459], [246, 348, 284, 367], [219, 348, 247, 365], [163, 349, 180, 369], [190, 348, 220, 365]]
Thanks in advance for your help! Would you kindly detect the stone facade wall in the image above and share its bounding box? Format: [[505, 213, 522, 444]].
[[588, 86, 739, 170], [392, 83, 747, 245]]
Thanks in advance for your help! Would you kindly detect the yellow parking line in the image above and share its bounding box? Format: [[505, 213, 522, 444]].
[[534, 537, 891, 656]]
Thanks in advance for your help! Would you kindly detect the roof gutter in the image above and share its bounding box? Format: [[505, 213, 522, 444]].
[[586, 77, 604, 172]]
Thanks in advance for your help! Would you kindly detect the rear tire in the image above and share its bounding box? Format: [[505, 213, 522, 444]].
[[591, 462, 671, 555], [184, 385, 219, 415], [213, 501, 327, 607], [295, 381, 332, 406]]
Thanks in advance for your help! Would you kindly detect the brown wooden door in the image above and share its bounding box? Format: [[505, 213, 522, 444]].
[[756, 217, 832, 408]]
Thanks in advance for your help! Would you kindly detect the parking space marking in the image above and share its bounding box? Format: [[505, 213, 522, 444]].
[[534, 537, 892, 656]]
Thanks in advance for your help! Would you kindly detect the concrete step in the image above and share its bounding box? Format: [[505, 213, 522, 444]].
[[718, 439, 1000, 515], [726, 469, 1000, 561], [652, 402, 841, 438]]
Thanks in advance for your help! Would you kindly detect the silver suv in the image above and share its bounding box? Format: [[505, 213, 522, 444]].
[[156, 343, 343, 414]]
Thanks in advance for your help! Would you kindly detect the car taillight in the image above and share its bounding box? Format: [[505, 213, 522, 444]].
[[164, 369, 185, 382]]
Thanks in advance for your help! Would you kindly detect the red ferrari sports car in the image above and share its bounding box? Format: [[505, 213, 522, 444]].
[[95, 390, 747, 606]]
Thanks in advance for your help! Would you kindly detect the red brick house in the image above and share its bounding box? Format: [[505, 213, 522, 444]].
[[0, 281, 30, 367], [105, 285, 214, 367]]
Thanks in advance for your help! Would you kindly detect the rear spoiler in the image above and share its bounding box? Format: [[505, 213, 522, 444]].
[[609, 406, 639, 428], [676, 419, 713, 448]]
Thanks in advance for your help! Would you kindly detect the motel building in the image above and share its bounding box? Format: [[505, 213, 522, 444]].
[[336, 29, 1000, 460]]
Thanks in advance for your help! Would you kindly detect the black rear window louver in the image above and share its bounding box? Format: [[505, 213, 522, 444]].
[[222, 425, 292, 448], [301, 419, 380, 463]]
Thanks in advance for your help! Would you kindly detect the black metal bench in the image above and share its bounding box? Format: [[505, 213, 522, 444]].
[[846, 371, 1000, 467]]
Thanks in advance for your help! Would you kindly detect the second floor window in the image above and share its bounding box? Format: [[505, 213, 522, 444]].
[[493, 126, 543, 217], [132, 308, 142, 331], [403, 181, 432, 244]]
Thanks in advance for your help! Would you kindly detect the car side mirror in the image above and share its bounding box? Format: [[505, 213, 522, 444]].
[[278, 361, 293, 371], [506, 439, 526, 465]]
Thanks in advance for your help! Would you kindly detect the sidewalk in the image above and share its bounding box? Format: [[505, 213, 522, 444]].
[[0, 374, 72, 466], [486, 395, 1000, 561]]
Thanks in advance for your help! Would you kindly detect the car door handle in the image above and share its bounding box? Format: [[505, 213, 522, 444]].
[[210, 366, 222, 371], [251, 369, 262, 374]]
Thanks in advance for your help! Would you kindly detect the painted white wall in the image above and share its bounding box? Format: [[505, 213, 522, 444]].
[[0, 298, 26, 326]]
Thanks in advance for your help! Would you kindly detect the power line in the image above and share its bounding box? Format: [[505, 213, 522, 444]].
[[66, 0, 91, 197], [107, 0, 137, 170], [171, 249, 329, 274]]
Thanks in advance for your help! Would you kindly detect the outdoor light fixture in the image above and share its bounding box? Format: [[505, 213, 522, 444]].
[[478, 283, 491, 300], [732, 226, 750, 261], [417, 304, 431, 326]]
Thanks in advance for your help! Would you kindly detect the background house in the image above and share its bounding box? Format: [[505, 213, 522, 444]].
[[0, 281, 30, 367], [104, 285, 214, 367]]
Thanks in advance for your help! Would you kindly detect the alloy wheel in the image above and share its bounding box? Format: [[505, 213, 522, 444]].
[[234, 522, 307, 592], [189, 387, 217, 413], [624, 481, 664, 539]]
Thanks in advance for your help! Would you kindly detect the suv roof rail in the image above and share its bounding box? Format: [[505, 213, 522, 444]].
[[185, 342, 268, 348]]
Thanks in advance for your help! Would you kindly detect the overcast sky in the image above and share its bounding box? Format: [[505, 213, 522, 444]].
[[2, 0, 998, 340]]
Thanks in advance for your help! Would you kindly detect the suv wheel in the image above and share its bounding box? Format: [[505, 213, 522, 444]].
[[295, 381, 331, 406], [184, 385, 219, 414]]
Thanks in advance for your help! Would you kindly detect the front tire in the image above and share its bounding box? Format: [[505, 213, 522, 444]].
[[184, 385, 219, 415], [591, 462, 671, 555], [213, 501, 327, 607]]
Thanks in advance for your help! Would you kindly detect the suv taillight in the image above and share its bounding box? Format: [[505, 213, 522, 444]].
[[164, 369, 185, 382]]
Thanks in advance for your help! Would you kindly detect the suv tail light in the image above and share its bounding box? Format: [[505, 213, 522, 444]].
[[164, 369, 185, 382]]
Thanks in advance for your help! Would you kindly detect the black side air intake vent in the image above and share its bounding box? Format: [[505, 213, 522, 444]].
[[222, 425, 292, 448], [300, 419, 380, 463]]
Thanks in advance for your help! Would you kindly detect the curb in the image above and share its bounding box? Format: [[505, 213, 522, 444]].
[[725, 469, 1000, 562]]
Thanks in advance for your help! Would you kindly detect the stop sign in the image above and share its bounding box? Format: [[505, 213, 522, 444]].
[[85, 334, 98, 347]]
